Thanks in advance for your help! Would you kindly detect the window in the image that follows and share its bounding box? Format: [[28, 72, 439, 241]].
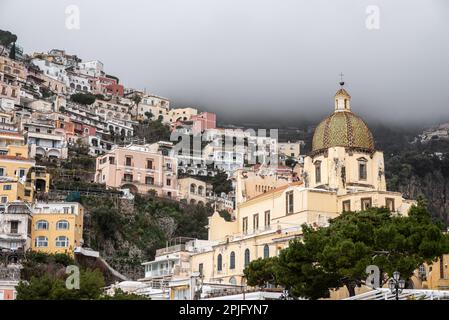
[[253, 214, 259, 231], [385, 198, 395, 212], [263, 245, 270, 259], [36, 220, 49, 230], [230, 252, 235, 269], [0, 168, 4, 176], [18, 169, 26, 178], [10, 221, 18, 234], [166, 179, 171, 186], [358, 158, 368, 181], [242, 217, 248, 234], [35, 236, 48, 248], [56, 220, 70, 230], [146, 159, 153, 169], [55, 236, 69, 248], [342, 200, 351, 212], [1, 196, 7, 203], [198, 263, 204, 276], [63, 207, 70, 214], [217, 254, 222, 271], [145, 176, 154, 185], [123, 174, 133, 182], [109, 157, 115, 165], [315, 161, 321, 184], [264, 210, 271, 229], [244, 249, 250, 267], [125, 156, 132, 166], [361, 198, 372, 210], [286, 191, 294, 214], [3, 185, 11, 191]]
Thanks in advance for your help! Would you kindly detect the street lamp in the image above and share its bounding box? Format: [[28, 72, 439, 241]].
[[388, 271, 406, 300]]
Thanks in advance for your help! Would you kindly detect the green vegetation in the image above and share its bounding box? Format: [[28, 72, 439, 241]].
[[8, 42, 16, 60], [80, 194, 212, 276], [70, 92, 97, 105], [0, 29, 17, 47], [16, 269, 147, 300], [244, 202, 449, 299], [133, 118, 171, 144], [17, 252, 148, 300], [132, 94, 142, 107], [209, 170, 233, 195]]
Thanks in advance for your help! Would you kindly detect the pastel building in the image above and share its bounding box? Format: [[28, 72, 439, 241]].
[[0, 138, 50, 204], [95, 142, 178, 198], [278, 140, 303, 159], [0, 202, 32, 251], [178, 177, 212, 205], [23, 121, 68, 159], [31, 202, 84, 256]]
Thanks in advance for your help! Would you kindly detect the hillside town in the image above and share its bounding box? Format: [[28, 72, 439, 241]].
[[1, 33, 449, 302]]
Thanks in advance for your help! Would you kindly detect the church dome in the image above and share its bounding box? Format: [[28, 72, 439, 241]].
[[311, 87, 375, 154]]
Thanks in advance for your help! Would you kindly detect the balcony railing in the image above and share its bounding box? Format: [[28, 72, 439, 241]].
[[156, 244, 185, 256]]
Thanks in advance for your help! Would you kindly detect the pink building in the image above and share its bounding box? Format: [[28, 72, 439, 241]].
[[72, 120, 97, 137], [95, 143, 178, 198], [90, 76, 124, 97], [191, 112, 216, 134]]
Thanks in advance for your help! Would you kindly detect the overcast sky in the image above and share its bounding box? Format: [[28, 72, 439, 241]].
[[1, 0, 448, 126]]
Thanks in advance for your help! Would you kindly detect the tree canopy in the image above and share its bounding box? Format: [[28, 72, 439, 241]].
[[244, 202, 449, 299], [16, 269, 148, 300], [70, 92, 96, 105]]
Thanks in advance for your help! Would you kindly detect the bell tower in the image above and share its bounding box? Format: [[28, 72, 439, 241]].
[[334, 73, 351, 112]]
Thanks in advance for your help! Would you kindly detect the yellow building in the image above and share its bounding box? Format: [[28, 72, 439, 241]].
[[31, 202, 84, 256], [169, 85, 418, 299], [0, 132, 50, 203]]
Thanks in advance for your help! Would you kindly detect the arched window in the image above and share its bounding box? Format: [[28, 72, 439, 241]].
[[244, 249, 250, 267], [198, 185, 204, 196], [314, 161, 321, 184], [35, 236, 48, 247], [56, 220, 70, 230], [36, 220, 49, 230], [55, 236, 69, 248], [190, 184, 196, 194], [263, 245, 270, 259], [230, 251, 236, 269], [217, 254, 222, 271], [229, 276, 237, 285]]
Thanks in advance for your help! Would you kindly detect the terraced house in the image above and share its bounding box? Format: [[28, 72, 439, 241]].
[[31, 202, 84, 256], [95, 142, 178, 198]]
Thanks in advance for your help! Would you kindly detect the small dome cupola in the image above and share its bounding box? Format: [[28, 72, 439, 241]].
[[334, 74, 351, 111], [334, 86, 351, 112]]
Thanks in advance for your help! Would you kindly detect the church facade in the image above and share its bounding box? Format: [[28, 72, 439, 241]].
[[168, 86, 416, 298]]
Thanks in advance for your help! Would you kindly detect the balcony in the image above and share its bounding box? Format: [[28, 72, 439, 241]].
[[156, 244, 185, 256]]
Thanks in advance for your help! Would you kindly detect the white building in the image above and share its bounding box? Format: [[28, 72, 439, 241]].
[[31, 58, 69, 84], [77, 60, 104, 77], [0, 202, 32, 251], [24, 122, 68, 159], [67, 72, 92, 93]]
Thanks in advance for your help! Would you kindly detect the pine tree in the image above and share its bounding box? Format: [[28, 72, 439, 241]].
[[8, 42, 16, 60]]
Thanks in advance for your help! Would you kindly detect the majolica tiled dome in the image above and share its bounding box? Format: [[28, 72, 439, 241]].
[[311, 87, 375, 153]]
